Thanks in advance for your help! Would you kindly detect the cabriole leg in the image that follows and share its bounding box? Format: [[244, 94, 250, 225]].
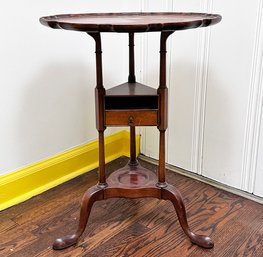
[[53, 186, 104, 250], [162, 184, 214, 248]]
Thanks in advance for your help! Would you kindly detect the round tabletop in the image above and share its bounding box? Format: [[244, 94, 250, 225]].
[[40, 12, 221, 33]]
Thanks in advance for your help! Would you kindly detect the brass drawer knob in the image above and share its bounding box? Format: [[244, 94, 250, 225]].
[[128, 116, 134, 126]]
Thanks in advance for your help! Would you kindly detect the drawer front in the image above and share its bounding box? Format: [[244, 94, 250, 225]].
[[105, 110, 158, 126]]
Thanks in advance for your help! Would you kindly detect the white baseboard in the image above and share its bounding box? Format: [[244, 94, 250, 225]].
[[139, 154, 263, 205]]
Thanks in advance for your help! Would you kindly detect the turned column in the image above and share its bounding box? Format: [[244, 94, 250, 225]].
[[157, 31, 174, 187], [128, 32, 139, 167], [88, 32, 107, 187]]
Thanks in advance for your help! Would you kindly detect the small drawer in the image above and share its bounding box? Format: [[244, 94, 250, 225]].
[[105, 110, 158, 126]]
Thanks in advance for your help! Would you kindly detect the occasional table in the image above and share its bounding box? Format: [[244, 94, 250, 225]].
[[40, 12, 221, 250]]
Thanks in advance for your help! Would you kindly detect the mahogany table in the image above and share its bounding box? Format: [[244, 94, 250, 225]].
[[40, 12, 221, 251]]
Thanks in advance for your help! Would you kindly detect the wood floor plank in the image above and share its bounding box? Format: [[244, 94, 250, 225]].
[[1, 157, 263, 257]]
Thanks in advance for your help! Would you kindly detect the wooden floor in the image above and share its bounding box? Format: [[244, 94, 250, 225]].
[[1, 157, 263, 257]]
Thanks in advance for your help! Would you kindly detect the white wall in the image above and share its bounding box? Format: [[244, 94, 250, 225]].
[[0, 1, 142, 175], [140, 0, 263, 197]]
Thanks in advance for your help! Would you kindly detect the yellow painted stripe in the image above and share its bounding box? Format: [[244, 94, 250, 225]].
[[0, 130, 140, 211]]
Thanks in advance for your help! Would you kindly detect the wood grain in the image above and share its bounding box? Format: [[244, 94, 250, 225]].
[[1, 157, 263, 256], [39, 12, 222, 33], [105, 110, 158, 126]]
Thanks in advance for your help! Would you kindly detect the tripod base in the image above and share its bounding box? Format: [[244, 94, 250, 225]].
[[53, 163, 213, 250]]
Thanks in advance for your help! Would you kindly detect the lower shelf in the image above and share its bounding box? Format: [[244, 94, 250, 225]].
[[107, 164, 158, 188]]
